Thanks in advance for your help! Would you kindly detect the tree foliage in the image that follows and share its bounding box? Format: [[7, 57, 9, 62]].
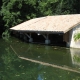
[[0, 0, 80, 31]]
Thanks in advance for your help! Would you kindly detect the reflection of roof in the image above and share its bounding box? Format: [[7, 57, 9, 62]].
[[19, 57, 80, 73], [10, 14, 80, 33]]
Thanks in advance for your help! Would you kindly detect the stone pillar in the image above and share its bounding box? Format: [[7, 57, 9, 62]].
[[25, 33, 33, 43], [43, 34, 50, 44], [45, 39, 50, 44], [29, 38, 33, 42], [66, 42, 70, 47]]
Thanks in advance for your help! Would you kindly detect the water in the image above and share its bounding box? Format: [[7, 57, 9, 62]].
[[0, 37, 80, 80]]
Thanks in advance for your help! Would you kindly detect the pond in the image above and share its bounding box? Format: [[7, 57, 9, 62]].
[[0, 37, 80, 80]]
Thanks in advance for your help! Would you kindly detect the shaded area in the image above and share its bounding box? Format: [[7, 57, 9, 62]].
[[32, 33, 66, 46], [11, 32, 66, 47]]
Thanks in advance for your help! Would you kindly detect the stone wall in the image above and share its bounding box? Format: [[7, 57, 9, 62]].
[[69, 24, 80, 48]]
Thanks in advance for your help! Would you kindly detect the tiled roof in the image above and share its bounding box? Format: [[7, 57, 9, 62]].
[[10, 14, 80, 33]]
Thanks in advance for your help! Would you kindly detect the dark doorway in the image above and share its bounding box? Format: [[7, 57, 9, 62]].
[[49, 33, 66, 46], [31, 33, 45, 43]]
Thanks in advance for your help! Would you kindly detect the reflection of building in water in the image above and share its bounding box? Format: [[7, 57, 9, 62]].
[[70, 48, 80, 66]]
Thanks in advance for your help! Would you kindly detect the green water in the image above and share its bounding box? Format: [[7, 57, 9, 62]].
[[0, 37, 80, 80]]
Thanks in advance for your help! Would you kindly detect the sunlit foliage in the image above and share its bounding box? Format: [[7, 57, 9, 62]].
[[74, 33, 80, 41]]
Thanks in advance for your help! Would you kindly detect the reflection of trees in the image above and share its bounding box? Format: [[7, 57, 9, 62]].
[[0, 47, 38, 80], [37, 64, 80, 80], [0, 47, 80, 80], [73, 55, 80, 63], [0, 38, 80, 80]]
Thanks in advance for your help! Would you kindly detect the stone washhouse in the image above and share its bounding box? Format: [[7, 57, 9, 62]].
[[10, 14, 80, 48]]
